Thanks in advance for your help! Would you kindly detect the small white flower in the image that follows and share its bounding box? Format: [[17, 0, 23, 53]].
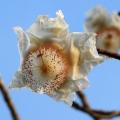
[[85, 6, 120, 53], [9, 10, 102, 105]]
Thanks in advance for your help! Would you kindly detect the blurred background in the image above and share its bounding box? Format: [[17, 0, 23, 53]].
[[0, 0, 120, 120]]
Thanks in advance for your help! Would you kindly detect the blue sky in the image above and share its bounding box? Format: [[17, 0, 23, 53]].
[[0, 0, 120, 120]]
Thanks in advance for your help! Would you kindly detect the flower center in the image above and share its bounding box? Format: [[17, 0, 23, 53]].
[[22, 42, 70, 94], [96, 27, 120, 51]]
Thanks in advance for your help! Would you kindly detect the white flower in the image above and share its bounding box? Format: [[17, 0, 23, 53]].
[[9, 10, 102, 105], [85, 6, 120, 53]]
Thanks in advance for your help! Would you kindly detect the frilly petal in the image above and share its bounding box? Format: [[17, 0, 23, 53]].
[[51, 90, 76, 106], [111, 13, 120, 49], [111, 12, 120, 29], [27, 10, 68, 43], [50, 78, 88, 105], [9, 71, 25, 89], [85, 6, 111, 32], [70, 32, 103, 80], [42, 80, 77, 105], [14, 27, 30, 61]]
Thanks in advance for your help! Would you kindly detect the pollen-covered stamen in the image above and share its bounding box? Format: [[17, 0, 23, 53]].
[[22, 42, 70, 94]]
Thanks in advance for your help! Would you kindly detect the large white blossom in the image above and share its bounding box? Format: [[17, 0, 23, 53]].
[[9, 10, 102, 105], [85, 6, 120, 53]]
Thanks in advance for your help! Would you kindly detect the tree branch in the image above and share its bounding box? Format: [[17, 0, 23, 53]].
[[97, 48, 120, 60], [76, 91, 90, 108], [0, 80, 19, 120], [72, 91, 120, 120]]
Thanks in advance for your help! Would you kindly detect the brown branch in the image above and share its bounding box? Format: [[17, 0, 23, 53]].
[[72, 102, 100, 120], [72, 91, 120, 120], [97, 48, 120, 60], [0, 80, 19, 120], [76, 91, 90, 108]]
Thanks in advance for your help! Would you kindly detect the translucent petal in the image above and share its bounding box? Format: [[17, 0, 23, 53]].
[[9, 71, 25, 89], [14, 27, 30, 61], [112, 12, 120, 29], [85, 6, 111, 32], [70, 32, 103, 80], [50, 77, 88, 105], [27, 10, 68, 42], [51, 91, 76, 106], [111, 14, 120, 49]]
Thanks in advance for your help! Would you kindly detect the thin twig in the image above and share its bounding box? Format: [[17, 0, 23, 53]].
[[97, 48, 120, 60], [72, 91, 120, 120], [0, 80, 19, 120], [76, 91, 90, 108]]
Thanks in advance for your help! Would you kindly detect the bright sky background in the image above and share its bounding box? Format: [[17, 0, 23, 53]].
[[0, 0, 120, 120]]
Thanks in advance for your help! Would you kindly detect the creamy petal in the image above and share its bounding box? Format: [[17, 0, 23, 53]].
[[14, 27, 30, 61], [27, 10, 68, 43], [70, 32, 103, 80], [51, 78, 88, 104], [85, 6, 111, 32], [111, 13, 120, 50], [112, 12, 120, 29], [9, 71, 25, 88], [57, 93, 76, 106], [51, 90, 76, 106], [50, 78, 88, 105]]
